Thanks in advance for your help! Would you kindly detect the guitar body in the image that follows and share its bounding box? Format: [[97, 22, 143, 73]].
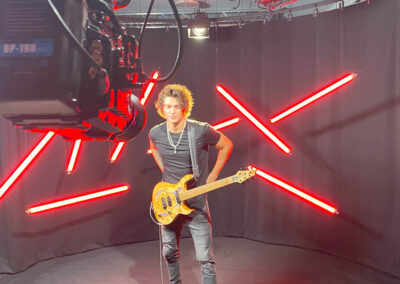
[[151, 169, 255, 225], [152, 174, 194, 225]]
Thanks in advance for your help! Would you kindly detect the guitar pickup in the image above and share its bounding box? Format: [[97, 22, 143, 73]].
[[174, 191, 181, 204], [161, 198, 167, 209], [167, 196, 172, 207]]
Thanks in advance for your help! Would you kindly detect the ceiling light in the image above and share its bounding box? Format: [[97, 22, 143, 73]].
[[188, 11, 210, 39]]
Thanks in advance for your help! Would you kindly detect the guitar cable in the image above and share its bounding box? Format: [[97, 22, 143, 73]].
[[149, 203, 164, 283], [149, 203, 163, 226], [159, 225, 164, 284]]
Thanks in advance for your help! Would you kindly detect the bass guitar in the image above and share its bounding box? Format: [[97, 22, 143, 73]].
[[151, 169, 256, 225]]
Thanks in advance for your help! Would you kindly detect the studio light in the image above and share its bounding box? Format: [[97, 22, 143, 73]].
[[216, 85, 292, 155], [26, 185, 130, 214], [249, 165, 338, 214], [67, 139, 82, 174], [140, 72, 160, 106], [110, 141, 125, 163], [0, 132, 55, 200], [212, 117, 241, 131], [270, 73, 356, 124], [188, 11, 210, 39]]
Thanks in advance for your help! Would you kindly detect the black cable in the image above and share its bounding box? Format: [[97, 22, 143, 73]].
[[149, 203, 163, 226], [136, 0, 184, 83], [49, 0, 183, 84], [46, 0, 101, 71], [155, 0, 184, 83], [138, 0, 156, 58]]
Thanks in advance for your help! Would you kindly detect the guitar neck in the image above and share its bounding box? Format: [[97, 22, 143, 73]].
[[180, 176, 235, 201]]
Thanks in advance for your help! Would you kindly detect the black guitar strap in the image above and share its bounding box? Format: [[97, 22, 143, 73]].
[[187, 120, 200, 180]]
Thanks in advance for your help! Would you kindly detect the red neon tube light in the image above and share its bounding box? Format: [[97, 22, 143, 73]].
[[0, 131, 55, 200], [140, 72, 159, 106], [270, 73, 357, 124], [146, 117, 241, 154], [26, 185, 130, 214], [249, 165, 338, 214], [67, 139, 82, 174], [110, 142, 125, 163], [212, 117, 240, 131], [269, 0, 297, 10], [216, 85, 291, 154]]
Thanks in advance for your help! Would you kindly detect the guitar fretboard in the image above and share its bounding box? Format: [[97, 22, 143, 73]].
[[179, 176, 234, 201]]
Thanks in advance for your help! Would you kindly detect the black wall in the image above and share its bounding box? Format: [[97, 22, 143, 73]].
[[0, 0, 399, 278]]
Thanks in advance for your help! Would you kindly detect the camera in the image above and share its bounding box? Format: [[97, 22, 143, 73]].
[[0, 0, 146, 141]]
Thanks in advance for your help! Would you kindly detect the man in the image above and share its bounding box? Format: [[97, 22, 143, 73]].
[[149, 84, 233, 284]]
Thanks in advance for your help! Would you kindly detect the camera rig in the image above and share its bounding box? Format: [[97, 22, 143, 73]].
[[0, 0, 147, 141]]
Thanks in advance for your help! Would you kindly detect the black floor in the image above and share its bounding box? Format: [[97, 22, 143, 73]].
[[0, 237, 398, 284]]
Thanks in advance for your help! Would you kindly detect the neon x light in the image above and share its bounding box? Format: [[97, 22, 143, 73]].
[[140, 72, 159, 106], [110, 142, 125, 163], [249, 165, 338, 214], [146, 117, 241, 155], [216, 85, 291, 154], [270, 73, 357, 123], [0, 131, 55, 200], [212, 117, 240, 130], [26, 185, 130, 214], [67, 139, 82, 174]]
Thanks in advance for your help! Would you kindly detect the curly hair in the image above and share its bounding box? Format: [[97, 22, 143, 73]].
[[155, 84, 194, 118]]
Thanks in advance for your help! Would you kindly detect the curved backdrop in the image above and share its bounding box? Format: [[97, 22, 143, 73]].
[[0, 0, 399, 278]]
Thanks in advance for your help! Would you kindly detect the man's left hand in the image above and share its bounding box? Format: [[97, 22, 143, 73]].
[[206, 172, 218, 184]]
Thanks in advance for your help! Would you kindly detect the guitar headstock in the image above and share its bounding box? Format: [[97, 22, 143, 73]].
[[232, 168, 257, 184]]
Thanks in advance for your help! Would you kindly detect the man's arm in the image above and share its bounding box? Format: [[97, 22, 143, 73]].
[[206, 133, 233, 184], [149, 138, 163, 172]]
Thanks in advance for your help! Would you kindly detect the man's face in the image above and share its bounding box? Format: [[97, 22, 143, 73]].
[[162, 96, 185, 125]]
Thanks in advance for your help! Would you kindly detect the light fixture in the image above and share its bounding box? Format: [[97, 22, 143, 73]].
[[140, 71, 159, 106], [0, 131, 55, 200], [146, 117, 241, 154], [26, 185, 130, 214], [212, 117, 241, 131], [259, 0, 298, 11], [188, 11, 210, 39], [216, 85, 292, 155], [249, 165, 338, 214], [66, 139, 82, 174], [270, 73, 356, 124], [110, 141, 125, 163]]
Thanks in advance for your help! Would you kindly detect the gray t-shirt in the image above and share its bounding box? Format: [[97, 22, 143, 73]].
[[149, 119, 221, 210]]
